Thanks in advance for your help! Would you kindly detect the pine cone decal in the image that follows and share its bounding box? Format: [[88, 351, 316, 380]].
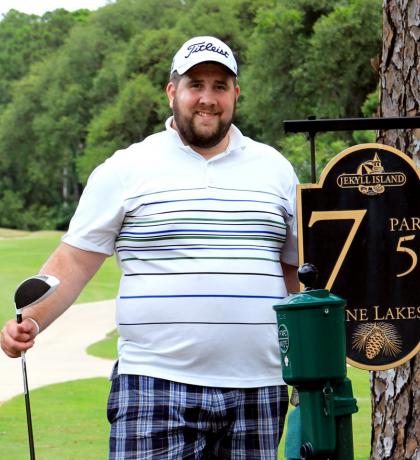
[[352, 322, 402, 360], [365, 330, 385, 359]]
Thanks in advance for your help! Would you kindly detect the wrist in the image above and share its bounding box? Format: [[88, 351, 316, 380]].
[[26, 317, 40, 335]]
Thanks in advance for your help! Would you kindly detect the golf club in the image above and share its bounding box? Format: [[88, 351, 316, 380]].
[[14, 274, 60, 460]]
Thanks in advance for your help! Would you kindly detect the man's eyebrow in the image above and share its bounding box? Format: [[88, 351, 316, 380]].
[[186, 78, 230, 86]]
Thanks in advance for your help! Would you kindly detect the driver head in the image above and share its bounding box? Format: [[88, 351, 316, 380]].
[[15, 275, 60, 314]]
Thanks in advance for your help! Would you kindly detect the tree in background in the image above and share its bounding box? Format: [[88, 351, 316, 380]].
[[371, 1, 419, 458], [0, 0, 384, 229], [239, 0, 382, 180], [0, 9, 89, 105]]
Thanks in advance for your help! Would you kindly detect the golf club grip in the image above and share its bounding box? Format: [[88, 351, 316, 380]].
[[21, 352, 29, 394], [17, 313, 22, 324]]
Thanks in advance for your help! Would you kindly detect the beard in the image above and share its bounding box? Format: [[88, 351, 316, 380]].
[[172, 97, 236, 149]]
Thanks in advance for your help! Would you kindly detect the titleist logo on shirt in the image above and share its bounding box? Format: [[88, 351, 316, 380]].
[[184, 41, 229, 60]]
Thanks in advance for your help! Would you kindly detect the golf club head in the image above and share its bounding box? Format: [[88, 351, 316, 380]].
[[15, 275, 60, 320]]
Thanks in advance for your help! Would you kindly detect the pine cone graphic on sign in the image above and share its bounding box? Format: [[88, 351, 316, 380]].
[[352, 322, 402, 360], [365, 330, 386, 359]]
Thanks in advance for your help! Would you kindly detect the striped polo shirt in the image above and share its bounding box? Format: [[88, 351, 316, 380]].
[[63, 118, 298, 388]]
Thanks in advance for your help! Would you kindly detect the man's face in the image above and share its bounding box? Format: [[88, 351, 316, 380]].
[[167, 63, 240, 151]]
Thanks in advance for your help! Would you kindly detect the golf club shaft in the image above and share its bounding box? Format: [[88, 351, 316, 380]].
[[21, 352, 36, 460], [14, 274, 60, 460]]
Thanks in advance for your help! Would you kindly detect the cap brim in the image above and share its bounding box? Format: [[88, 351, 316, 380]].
[[174, 55, 237, 76]]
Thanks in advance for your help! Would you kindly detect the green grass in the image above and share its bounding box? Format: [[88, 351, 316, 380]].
[[0, 367, 371, 460], [0, 229, 372, 459], [0, 378, 110, 460], [0, 230, 120, 326], [86, 329, 118, 360], [347, 366, 372, 458], [0, 230, 117, 458]]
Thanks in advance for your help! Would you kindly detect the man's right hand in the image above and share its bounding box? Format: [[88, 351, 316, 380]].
[[0, 318, 38, 358]]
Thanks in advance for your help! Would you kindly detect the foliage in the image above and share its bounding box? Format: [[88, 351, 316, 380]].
[[0, 0, 383, 230], [0, 9, 89, 105], [297, 0, 382, 118], [78, 74, 163, 180], [239, 0, 382, 145], [280, 133, 349, 183], [238, 3, 309, 142]]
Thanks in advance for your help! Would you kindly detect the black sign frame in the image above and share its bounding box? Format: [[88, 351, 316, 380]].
[[297, 143, 419, 371]]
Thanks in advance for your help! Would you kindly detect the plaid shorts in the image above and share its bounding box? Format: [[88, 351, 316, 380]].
[[107, 367, 288, 460]]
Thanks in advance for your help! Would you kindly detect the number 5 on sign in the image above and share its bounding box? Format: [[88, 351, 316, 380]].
[[396, 235, 417, 278], [308, 210, 367, 290]]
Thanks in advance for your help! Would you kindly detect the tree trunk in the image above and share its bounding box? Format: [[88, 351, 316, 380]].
[[377, 0, 420, 164], [372, 1, 419, 459]]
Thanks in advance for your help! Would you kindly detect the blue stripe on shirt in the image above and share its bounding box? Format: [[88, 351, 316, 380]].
[[120, 294, 285, 300]]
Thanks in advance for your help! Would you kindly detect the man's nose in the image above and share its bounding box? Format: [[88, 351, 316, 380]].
[[198, 87, 217, 106]]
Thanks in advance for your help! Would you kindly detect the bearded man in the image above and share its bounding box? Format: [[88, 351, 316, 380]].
[[1, 36, 299, 460]]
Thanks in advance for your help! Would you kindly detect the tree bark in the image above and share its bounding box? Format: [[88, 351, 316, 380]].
[[372, 1, 419, 459], [377, 0, 420, 164]]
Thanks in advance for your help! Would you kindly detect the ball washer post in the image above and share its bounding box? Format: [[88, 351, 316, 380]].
[[273, 264, 358, 460], [14, 275, 60, 460]]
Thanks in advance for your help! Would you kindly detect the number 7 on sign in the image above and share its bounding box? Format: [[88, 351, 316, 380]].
[[308, 210, 367, 290]]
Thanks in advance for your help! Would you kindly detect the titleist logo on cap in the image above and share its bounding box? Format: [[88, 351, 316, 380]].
[[184, 41, 230, 60], [171, 36, 238, 76]]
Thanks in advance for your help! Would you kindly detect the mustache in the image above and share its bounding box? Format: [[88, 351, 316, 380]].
[[193, 106, 221, 115]]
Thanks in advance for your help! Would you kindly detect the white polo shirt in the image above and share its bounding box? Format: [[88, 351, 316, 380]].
[[63, 118, 298, 388]]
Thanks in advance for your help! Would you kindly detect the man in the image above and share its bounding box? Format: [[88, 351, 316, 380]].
[[1, 36, 299, 459]]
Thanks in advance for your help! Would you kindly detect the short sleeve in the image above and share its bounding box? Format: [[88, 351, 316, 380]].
[[62, 157, 126, 255]]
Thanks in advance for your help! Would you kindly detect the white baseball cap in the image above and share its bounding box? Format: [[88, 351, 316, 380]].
[[171, 36, 238, 76]]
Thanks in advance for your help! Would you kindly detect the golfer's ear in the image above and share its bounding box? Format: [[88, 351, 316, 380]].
[[166, 82, 175, 109], [235, 83, 240, 101]]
